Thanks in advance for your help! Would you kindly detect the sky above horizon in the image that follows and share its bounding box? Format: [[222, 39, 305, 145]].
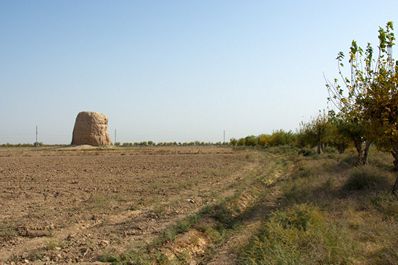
[[1, 1, 398, 144]]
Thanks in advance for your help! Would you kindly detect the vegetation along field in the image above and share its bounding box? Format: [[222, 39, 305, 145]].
[[1, 145, 397, 265]]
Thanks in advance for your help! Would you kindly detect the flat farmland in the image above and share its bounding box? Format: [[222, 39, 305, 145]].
[[0, 146, 265, 264]]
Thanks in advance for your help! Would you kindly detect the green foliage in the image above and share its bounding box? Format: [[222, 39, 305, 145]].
[[244, 136, 258, 146], [298, 147, 316, 157], [257, 134, 270, 146], [325, 22, 398, 165], [207, 203, 236, 229], [119, 141, 223, 147], [325, 112, 351, 153], [0, 143, 44, 147], [237, 138, 247, 146], [267, 130, 296, 146], [230, 138, 238, 146], [239, 204, 355, 265], [234, 130, 296, 148], [98, 254, 119, 263], [297, 111, 329, 153]]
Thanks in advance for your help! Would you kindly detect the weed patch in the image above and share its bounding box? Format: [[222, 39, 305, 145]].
[[343, 166, 390, 192], [239, 204, 356, 265], [371, 192, 398, 220]]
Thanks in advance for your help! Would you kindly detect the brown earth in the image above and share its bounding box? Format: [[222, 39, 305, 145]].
[[0, 146, 258, 264]]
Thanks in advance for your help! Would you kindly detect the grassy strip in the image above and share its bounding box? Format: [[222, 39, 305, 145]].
[[238, 150, 398, 265], [239, 204, 356, 265]]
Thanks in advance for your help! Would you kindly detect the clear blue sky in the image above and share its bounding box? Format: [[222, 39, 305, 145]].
[[1, 1, 397, 144]]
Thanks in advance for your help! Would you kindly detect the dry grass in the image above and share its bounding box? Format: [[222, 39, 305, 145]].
[[240, 148, 398, 265]]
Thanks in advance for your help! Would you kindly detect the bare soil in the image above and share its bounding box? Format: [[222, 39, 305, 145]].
[[0, 146, 257, 264]]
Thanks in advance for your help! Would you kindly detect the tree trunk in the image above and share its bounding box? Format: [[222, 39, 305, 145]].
[[354, 140, 371, 165], [363, 141, 371, 164], [337, 143, 346, 154], [393, 176, 398, 197], [354, 140, 363, 164], [391, 145, 398, 171], [317, 143, 321, 154]]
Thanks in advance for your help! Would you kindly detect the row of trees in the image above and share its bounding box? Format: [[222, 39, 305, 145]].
[[317, 22, 398, 194], [234, 22, 398, 195], [230, 130, 296, 147], [114, 141, 228, 147]]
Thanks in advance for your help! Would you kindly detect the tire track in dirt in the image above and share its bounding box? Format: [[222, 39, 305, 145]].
[[153, 151, 294, 265], [205, 157, 295, 265]]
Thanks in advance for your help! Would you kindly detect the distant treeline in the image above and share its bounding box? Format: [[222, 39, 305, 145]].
[[230, 130, 296, 147], [229, 123, 353, 156], [0, 142, 45, 147], [114, 141, 228, 147]]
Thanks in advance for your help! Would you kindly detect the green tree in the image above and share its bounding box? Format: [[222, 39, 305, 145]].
[[230, 138, 238, 146], [328, 21, 398, 194], [325, 112, 351, 154], [298, 112, 329, 154], [244, 135, 258, 146], [268, 130, 295, 146], [359, 22, 398, 194], [257, 134, 270, 146], [325, 24, 396, 164]]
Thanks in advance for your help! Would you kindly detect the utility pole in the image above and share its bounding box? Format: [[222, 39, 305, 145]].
[[223, 129, 226, 143], [35, 125, 38, 146], [114, 129, 117, 144]]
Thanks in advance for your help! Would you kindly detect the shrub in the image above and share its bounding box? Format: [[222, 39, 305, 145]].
[[237, 138, 246, 146], [230, 138, 238, 146], [323, 146, 337, 154], [268, 130, 296, 146], [272, 204, 324, 231], [371, 192, 398, 220], [257, 134, 270, 146], [344, 166, 390, 191], [339, 155, 358, 167], [244, 136, 258, 146], [239, 204, 355, 265], [298, 148, 316, 157]]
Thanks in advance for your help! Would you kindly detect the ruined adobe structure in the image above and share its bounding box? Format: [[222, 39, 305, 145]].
[[71, 111, 111, 146]]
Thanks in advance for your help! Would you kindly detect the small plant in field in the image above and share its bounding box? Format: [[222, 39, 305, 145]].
[[45, 239, 62, 250], [371, 192, 398, 219], [196, 223, 225, 243], [98, 253, 119, 262], [0, 223, 17, 239], [339, 154, 358, 167], [298, 147, 316, 157], [86, 194, 111, 210], [272, 204, 324, 231]]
